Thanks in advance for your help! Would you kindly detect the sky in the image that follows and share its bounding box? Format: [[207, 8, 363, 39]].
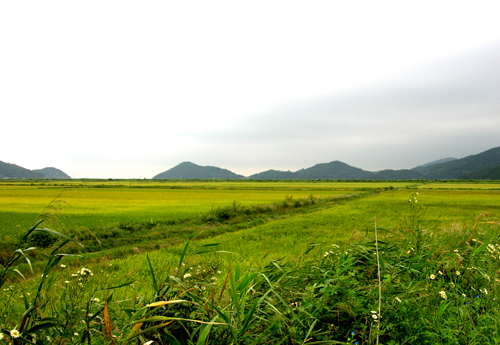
[[1, 1, 500, 178]]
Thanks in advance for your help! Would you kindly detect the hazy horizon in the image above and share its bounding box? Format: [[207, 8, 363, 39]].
[[2, 1, 499, 178], [2, 151, 474, 179]]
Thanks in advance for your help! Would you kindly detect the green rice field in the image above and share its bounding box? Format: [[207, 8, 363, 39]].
[[1, 179, 500, 344], [0, 180, 408, 237]]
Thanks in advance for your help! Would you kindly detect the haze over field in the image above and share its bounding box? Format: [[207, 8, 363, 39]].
[[1, 1, 500, 178]]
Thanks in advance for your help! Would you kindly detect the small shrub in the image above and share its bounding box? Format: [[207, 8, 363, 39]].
[[27, 231, 57, 248]]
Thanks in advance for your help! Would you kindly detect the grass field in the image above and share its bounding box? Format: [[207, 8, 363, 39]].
[[1, 180, 499, 344], [419, 181, 500, 189], [1, 180, 499, 261], [1, 181, 373, 237]]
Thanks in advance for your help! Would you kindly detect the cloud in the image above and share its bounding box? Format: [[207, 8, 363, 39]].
[[198, 43, 500, 174]]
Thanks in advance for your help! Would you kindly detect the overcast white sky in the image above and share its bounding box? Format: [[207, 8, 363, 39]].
[[1, 1, 500, 178]]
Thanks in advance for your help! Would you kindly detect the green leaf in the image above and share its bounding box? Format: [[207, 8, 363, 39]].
[[146, 254, 158, 296], [178, 241, 190, 271], [34, 228, 74, 243], [196, 316, 219, 345], [239, 299, 258, 336], [25, 321, 57, 333], [100, 280, 135, 290], [21, 219, 44, 241], [304, 242, 322, 255], [197, 243, 220, 248], [229, 270, 240, 322], [301, 320, 318, 345]]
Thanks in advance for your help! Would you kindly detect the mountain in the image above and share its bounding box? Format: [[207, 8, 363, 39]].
[[0, 161, 39, 179], [412, 157, 457, 171], [458, 165, 500, 180], [155, 146, 500, 180], [0, 161, 71, 179], [293, 161, 373, 180], [153, 162, 245, 179], [249, 169, 295, 180], [372, 169, 423, 180], [32, 167, 71, 179], [415, 146, 500, 179], [249, 161, 374, 180]]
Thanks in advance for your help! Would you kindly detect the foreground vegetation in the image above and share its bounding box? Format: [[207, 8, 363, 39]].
[[1, 181, 500, 344]]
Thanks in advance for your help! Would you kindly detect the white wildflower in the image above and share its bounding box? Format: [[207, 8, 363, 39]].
[[10, 328, 20, 338], [78, 268, 93, 276]]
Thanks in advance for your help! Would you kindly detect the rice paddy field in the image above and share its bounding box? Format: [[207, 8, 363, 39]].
[[1, 179, 500, 344], [1, 179, 499, 266], [0, 180, 409, 237]]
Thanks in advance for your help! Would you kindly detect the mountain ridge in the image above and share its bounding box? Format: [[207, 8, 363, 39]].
[[412, 157, 457, 171], [0, 161, 70, 179], [152, 162, 244, 179], [154, 146, 500, 180], [33, 167, 71, 179], [4, 146, 500, 180]]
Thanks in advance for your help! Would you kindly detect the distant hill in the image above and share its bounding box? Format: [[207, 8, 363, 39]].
[[32, 167, 71, 179], [247, 161, 373, 180], [412, 157, 457, 172], [155, 146, 500, 180], [153, 162, 245, 179], [249, 169, 295, 180], [457, 165, 500, 180], [415, 146, 500, 179], [293, 161, 373, 180], [372, 169, 423, 180], [0, 161, 70, 179], [0, 161, 39, 179]]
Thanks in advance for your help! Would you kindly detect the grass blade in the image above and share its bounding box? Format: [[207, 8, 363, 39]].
[[146, 300, 189, 308], [196, 316, 219, 345], [21, 219, 44, 241], [146, 254, 159, 296], [178, 241, 190, 271]]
